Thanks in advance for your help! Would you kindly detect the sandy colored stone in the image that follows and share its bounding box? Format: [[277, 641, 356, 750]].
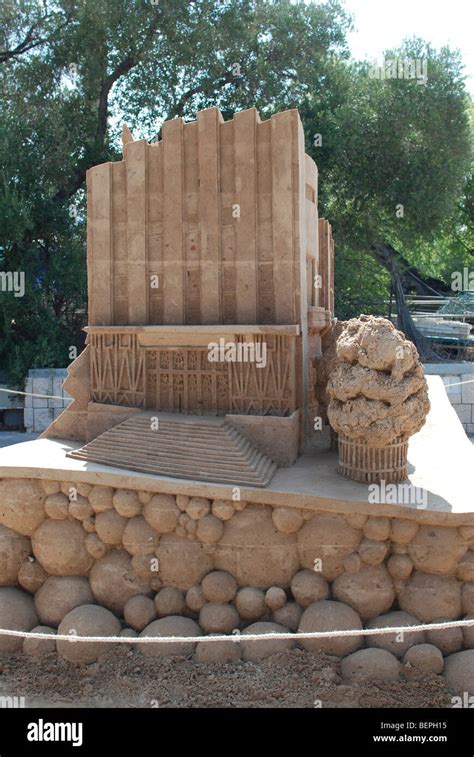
[[235, 587, 266, 620], [273, 602, 302, 631], [398, 572, 462, 622], [195, 637, 242, 663], [0, 524, 30, 585], [404, 644, 444, 674], [186, 585, 206, 612], [138, 491, 152, 505], [365, 611, 425, 658], [89, 550, 151, 614], [18, 558, 47, 594], [77, 483, 92, 497], [44, 492, 69, 520], [186, 497, 211, 520], [390, 519, 419, 544], [332, 565, 394, 620], [95, 510, 127, 545], [82, 517, 96, 534], [139, 616, 202, 657], [122, 516, 159, 556], [265, 586, 287, 611], [154, 587, 186, 617], [85, 533, 107, 559], [113, 489, 141, 518], [120, 627, 138, 638], [272, 507, 303, 534], [154, 534, 214, 591], [89, 486, 114, 513], [42, 480, 60, 495], [69, 495, 93, 521], [215, 505, 298, 587], [363, 517, 390, 541], [0, 479, 46, 536], [241, 621, 294, 661], [143, 494, 179, 533], [327, 321, 430, 443], [176, 495, 189, 512], [341, 648, 401, 681], [32, 520, 92, 576], [233, 500, 247, 511], [392, 543, 409, 555], [462, 614, 474, 649], [57, 604, 121, 664], [426, 619, 463, 656], [34, 576, 94, 627], [456, 551, 474, 582], [124, 595, 156, 631], [298, 600, 363, 656], [201, 571, 237, 604], [290, 570, 329, 607], [443, 651, 474, 696], [196, 514, 224, 544], [199, 602, 239, 634], [297, 513, 362, 581], [342, 553, 361, 574], [345, 513, 367, 530], [23, 625, 56, 657], [131, 554, 159, 580], [408, 526, 467, 576], [0, 587, 38, 652], [387, 554, 413, 580], [211, 500, 235, 521], [459, 526, 474, 545], [358, 538, 388, 566], [462, 583, 474, 614]]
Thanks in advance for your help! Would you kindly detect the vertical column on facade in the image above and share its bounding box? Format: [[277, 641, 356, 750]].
[[162, 117, 185, 324], [125, 139, 148, 324], [183, 121, 200, 324], [111, 160, 128, 324], [87, 162, 113, 325], [256, 118, 274, 324], [234, 108, 258, 324], [148, 140, 164, 324], [198, 107, 223, 324], [220, 117, 236, 323]]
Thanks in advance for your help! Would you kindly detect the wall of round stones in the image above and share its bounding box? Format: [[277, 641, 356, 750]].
[[1, 477, 474, 690]]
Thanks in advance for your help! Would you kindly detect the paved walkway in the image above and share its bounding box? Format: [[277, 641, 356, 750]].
[[0, 431, 38, 448]]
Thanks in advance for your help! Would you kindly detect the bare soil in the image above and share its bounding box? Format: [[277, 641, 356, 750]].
[[0, 646, 453, 709]]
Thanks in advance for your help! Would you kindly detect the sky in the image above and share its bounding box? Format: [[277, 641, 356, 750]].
[[342, 0, 474, 93]]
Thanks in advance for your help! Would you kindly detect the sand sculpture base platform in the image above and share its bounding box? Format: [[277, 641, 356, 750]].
[[1, 377, 473, 677]]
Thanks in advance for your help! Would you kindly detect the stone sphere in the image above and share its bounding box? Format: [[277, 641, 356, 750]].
[[404, 644, 444, 674], [44, 492, 69, 520], [0, 524, 31, 585], [272, 507, 304, 534], [265, 586, 287, 611], [57, 604, 121, 664], [0, 479, 45, 535], [85, 533, 107, 560], [122, 516, 159, 556], [153, 534, 213, 590], [32, 520, 92, 576], [408, 526, 467, 576], [89, 487, 114, 513], [241, 622, 294, 662], [365, 611, 425, 658], [290, 570, 329, 608], [186, 585, 206, 613], [199, 603, 240, 634], [298, 600, 363, 657], [113, 489, 141, 518], [186, 497, 211, 520], [297, 513, 361, 581], [195, 637, 242, 663], [139, 616, 202, 657], [201, 571, 238, 604], [23, 626, 56, 657], [0, 587, 38, 652], [154, 587, 186, 617], [143, 494, 179, 533], [398, 572, 462, 622], [196, 515, 224, 544], [426, 619, 463, 656], [18, 558, 48, 594], [444, 650, 474, 696], [69, 495, 93, 521], [89, 550, 151, 614], [34, 577, 94, 627], [235, 587, 266, 620], [211, 500, 235, 521], [95, 511, 127, 545], [332, 565, 394, 620], [273, 602, 303, 631], [387, 554, 414, 580], [341, 648, 401, 681], [124, 595, 156, 631]]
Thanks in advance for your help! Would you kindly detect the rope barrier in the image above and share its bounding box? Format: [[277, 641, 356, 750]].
[[0, 387, 71, 401], [2, 617, 474, 644]]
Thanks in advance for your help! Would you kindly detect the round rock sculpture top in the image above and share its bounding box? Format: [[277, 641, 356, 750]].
[[327, 316, 430, 447]]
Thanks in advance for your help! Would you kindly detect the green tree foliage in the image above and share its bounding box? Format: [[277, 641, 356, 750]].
[[0, 0, 471, 384]]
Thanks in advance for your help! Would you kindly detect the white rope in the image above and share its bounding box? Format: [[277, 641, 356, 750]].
[[0, 387, 71, 401], [2, 617, 474, 644]]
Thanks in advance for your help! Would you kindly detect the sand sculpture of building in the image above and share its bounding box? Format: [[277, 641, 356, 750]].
[[43, 106, 334, 485]]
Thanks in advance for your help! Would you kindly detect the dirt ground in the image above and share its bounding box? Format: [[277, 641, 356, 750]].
[[0, 645, 453, 709]]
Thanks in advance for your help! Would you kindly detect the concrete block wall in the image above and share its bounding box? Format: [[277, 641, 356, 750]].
[[24, 369, 71, 433], [424, 363, 474, 434]]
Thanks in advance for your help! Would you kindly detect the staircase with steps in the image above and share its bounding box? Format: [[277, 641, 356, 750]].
[[67, 413, 278, 487]]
